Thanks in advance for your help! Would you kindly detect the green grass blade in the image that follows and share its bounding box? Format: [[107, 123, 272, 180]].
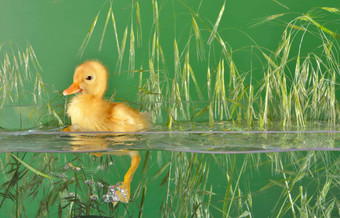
[[79, 11, 99, 57], [208, 2, 225, 44], [10, 153, 52, 179]]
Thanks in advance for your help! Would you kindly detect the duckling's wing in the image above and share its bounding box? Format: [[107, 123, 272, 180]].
[[109, 103, 148, 132]]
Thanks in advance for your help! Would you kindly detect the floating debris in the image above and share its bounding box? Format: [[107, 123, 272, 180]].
[[97, 182, 104, 188], [115, 182, 128, 200], [85, 180, 95, 185], [102, 184, 129, 203], [65, 163, 81, 172], [58, 173, 66, 178], [68, 192, 75, 197], [102, 185, 119, 203], [96, 165, 105, 171], [90, 194, 99, 201]]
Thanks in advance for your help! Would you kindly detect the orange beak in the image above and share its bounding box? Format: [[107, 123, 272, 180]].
[[63, 82, 82, 96]]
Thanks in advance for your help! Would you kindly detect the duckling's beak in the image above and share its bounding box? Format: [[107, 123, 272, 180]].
[[63, 82, 82, 96]]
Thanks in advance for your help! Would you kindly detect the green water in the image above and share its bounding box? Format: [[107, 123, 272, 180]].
[[1, 0, 340, 217], [0, 149, 339, 217], [0, 122, 339, 217], [0, 122, 339, 153]]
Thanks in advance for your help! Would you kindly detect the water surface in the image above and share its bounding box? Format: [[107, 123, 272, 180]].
[[0, 122, 339, 153], [0, 122, 339, 217]]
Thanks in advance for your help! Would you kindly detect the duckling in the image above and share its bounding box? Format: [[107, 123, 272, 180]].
[[63, 60, 149, 132], [63, 60, 145, 203]]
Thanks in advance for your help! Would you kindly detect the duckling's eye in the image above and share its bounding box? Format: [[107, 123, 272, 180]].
[[86, 76, 93, 81]]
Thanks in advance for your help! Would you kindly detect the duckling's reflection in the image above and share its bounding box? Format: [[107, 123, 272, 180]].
[[65, 131, 141, 204]]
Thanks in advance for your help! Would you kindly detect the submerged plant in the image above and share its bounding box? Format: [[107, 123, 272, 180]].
[[159, 152, 212, 217], [1, 150, 339, 217]]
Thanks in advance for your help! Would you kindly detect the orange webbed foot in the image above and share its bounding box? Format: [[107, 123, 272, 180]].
[[63, 126, 72, 132], [91, 153, 104, 157]]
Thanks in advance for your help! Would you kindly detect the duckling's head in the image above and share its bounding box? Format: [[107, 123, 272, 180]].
[[63, 60, 108, 97]]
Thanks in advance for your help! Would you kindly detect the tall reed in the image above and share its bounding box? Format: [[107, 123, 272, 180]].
[[76, 1, 339, 130]]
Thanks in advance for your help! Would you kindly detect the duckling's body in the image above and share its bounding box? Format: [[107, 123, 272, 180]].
[[67, 94, 148, 132], [64, 60, 148, 132]]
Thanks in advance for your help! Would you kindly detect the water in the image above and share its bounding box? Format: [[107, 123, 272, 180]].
[[1, 122, 339, 153], [0, 122, 339, 217]]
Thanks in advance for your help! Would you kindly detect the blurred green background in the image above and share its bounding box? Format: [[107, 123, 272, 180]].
[[0, 0, 338, 97]]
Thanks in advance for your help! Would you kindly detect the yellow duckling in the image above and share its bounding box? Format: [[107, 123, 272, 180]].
[[63, 60, 146, 204], [63, 60, 148, 132]]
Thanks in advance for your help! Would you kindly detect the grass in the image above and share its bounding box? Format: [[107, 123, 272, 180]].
[[0, 42, 64, 130], [251, 10, 340, 129], [105, 1, 338, 129], [73, 1, 339, 130], [0, 42, 44, 107], [2, 2, 337, 130]]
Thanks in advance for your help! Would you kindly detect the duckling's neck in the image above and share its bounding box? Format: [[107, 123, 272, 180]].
[[67, 94, 110, 131]]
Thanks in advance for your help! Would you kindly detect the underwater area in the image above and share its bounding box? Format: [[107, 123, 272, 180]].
[[0, 0, 339, 217]]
